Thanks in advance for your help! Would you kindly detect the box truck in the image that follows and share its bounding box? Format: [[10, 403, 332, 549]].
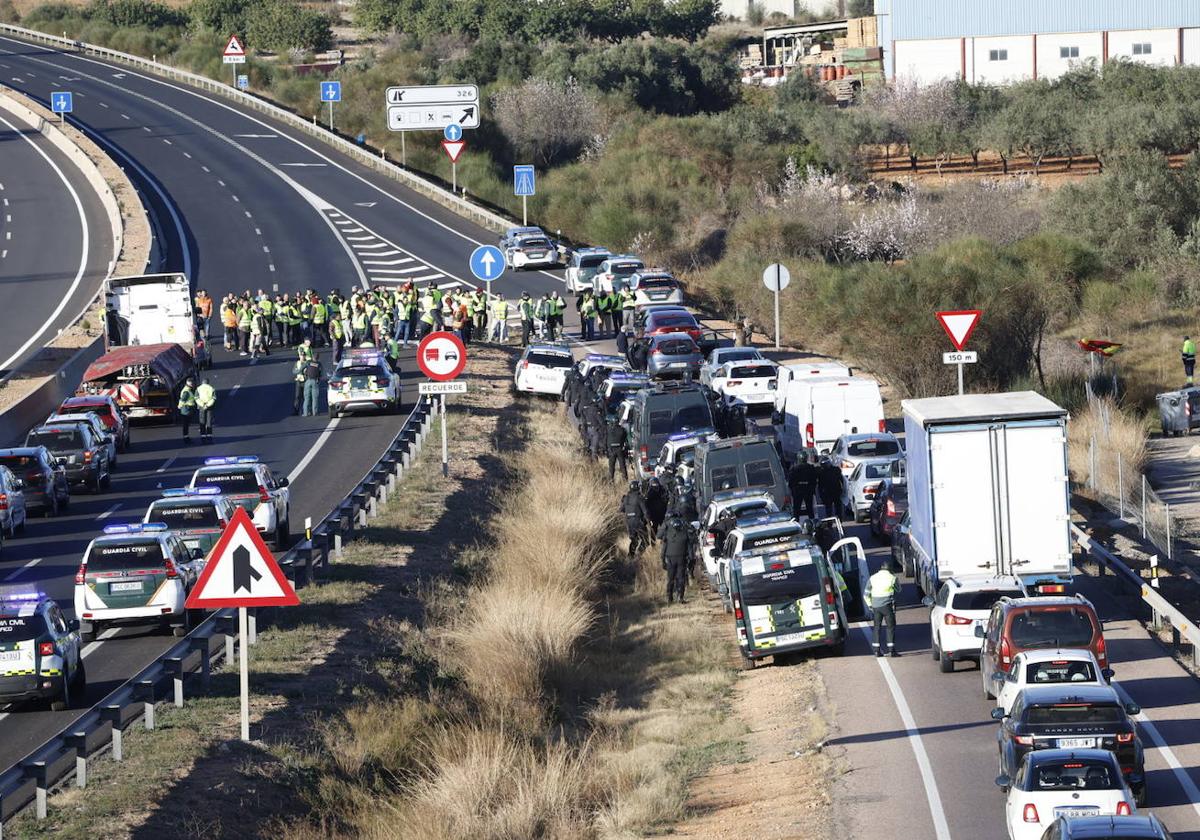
[[902, 392, 1071, 597], [104, 273, 210, 368], [774, 376, 885, 461]]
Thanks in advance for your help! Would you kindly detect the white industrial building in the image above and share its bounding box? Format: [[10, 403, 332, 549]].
[[875, 1, 1200, 84]]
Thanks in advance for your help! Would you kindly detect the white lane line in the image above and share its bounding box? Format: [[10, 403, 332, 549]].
[[1114, 682, 1200, 819], [352, 242, 391, 250], [81, 626, 121, 658], [230, 382, 242, 395], [1, 250, 7, 259], [3, 197, 8, 205], [120, 113, 130, 119], [262, 245, 269, 253], [340, 227, 365, 233], [231, 195, 240, 202], [244, 210, 252, 218], [97, 502, 121, 520], [268, 264, 275, 272], [0, 114, 91, 375], [4, 214, 9, 223], [362, 258, 413, 266], [201, 165, 210, 172], [288, 417, 341, 483], [3, 558, 41, 582], [141, 125, 151, 132], [854, 626, 952, 840], [155, 455, 177, 474], [254, 228, 261, 235], [360, 249, 401, 257], [233, 133, 277, 139], [369, 268, 424, 275], [162, 138, 172, 145], [435, 281, 460, 289], [345, 235, 374, 241], [183, 152, 192, 159], [98, 101, 108, 108], [279, 162, 326, 167], [217, 179, 226, 187]]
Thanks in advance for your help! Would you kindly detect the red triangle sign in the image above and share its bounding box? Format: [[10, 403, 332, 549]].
[[223, 34, 246, 57], [442, 139, 465, 163], [936, 309, 981, 351], [185, 506, 299, 608]]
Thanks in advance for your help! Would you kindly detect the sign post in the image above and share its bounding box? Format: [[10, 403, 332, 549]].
[[320, 80, 341, 131], [761, 263, 790, 350], [514, 165, 535, 226], [50, 91, 72, 124], [936, 310, 982, 396], [416, 332, 469, 477], [222, 34, 246, 88], [185, 506, 299, 741]]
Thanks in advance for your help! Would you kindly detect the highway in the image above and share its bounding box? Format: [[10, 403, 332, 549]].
[[0, 102, 111, 376]]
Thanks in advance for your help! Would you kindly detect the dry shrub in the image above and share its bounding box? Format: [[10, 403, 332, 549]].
[[1067, 397, 1148, 500]]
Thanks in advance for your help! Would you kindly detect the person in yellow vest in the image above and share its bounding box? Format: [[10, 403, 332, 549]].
[[490, 293, 510, 344], [547, 291, 565, 340], [580, 290, 596, 341], [620, 287, 636, 332], [418, 289, 436, 339], [396, 290, 415, 347], [471, 290, 487, 338], [196, 377, 216, 444], [328, 312, 346, 364], [258, 295, 275, 346], [866, 561, 901, 658], [1183, 336, 1196, 386], [220, 295, 238, 351], [351, 303, 369, 346], [236, 301, 252, 356], [178, 376, 197, 443], [249, 306, 269, 360]]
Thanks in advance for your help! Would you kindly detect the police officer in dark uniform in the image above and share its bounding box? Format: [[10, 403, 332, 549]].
[[582, 400, 603, 459], [621, 481, 651, 559], [788, 453, 819, 517], [659, 511, 691, 603], [818, 456, 845, 519], [606, 420, 629, 482], [644, 477, 669, 542]]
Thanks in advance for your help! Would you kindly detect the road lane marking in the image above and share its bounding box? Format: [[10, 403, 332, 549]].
[[288, 417, 341, 483], [81, 626, 121, 658], [155, 455, 177, 474], [3, 558, 41, 581], [1114, 682, 1200, 819], [96, 503, 121, 520]]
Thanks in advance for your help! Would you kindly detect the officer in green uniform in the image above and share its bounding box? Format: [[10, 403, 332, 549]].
[[1183, 336, 1196, 385], [178, 376, 197, 443]]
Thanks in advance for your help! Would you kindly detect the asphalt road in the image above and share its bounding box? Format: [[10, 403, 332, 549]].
[[0, 108, 111, 375]]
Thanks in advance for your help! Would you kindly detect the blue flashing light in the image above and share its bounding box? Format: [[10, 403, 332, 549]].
[[162, 486, 220, 498], [102, 522, 169, 535], [0, 589, 44, 603], [204, 456, 259, 466], [740, 512, 797, 528]]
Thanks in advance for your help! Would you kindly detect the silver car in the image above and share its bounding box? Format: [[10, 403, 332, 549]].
[[699, 347, 765, 386], [828, 432, 902, 479], [840, 457, 902, 522], [646, 334, 703, 380]]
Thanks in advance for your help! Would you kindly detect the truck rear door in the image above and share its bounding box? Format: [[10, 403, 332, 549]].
[[1000, 422, 1070, 580], [929, 427, 999, 576]]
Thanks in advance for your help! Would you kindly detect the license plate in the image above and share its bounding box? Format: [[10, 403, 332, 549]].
[[669, 362, 687, 368], [774, 632, 818, 645], [1053, 807, 1100, 818], [1056, 737, 1096, 749], [110, 581, 143, 592], [351, 390, 375, 398], [0, 651, 20, 662]]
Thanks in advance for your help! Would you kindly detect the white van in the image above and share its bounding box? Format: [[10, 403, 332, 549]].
[[775, 377, 884, 459], [772, 362, 852, 412]]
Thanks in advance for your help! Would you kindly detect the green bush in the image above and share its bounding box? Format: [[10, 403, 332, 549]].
[[243, 0, 333, 52], [87, 0, 187, 28]]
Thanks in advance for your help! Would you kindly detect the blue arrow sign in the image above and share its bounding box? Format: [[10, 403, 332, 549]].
[[50, 91, 73, 114], [513, 165, 535, 197], [236, 74, 249, 90], [320, 80, 341, 102], [469, 245, 506, 282], [444, 123, 463, 142]]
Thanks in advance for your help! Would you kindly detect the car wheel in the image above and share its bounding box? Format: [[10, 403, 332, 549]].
[[983, 670, 995, 700], [100, 470, 111, 491], [171, 610, 191, 637], [931, 633, 940, 661], [1134, 782, 1147, 808], [739, 654, 756, 671], [15, 512, 25, 535], [276, 518, 289, 549], [80, 622, 96, 643], [49, 671, 70, 712], [73, 658, 87, 693], [939, 647, 954, 673]]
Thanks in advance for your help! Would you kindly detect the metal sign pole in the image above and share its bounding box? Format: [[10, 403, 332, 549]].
[[238, 605, 249, 741], [452, 162, 457, 193], [522, 195, 528, 226], [440, 394, 449, 477], [401, 132, 406, 168], [773, 265, 781, 350], [957, 362, 964, 396], [328, 100, 334, 132]]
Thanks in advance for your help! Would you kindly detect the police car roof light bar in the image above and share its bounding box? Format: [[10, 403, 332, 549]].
[[204, 455, 260, 466], [103, 522, 170, 535]]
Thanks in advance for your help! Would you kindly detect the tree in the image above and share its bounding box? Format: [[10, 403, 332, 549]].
[[847, 0, 873, 16], [491, 77, 600, 168], [243, 0, 332, 51]]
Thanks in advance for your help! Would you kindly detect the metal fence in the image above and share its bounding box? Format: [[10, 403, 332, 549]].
[[0, 396, 432, 832], [1085, 435, 1175, 563]]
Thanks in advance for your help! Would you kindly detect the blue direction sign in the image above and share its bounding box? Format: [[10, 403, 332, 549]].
[[320, 80, 341, 102], [237, 74, 249, 90], [514, 165, 535, 197], [469, 245, 506, 282], [444, 123, 463, 142], [50, 91, 73, 114]]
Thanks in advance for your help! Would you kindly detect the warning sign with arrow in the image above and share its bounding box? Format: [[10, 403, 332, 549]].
[[185, 506, 298, 608]]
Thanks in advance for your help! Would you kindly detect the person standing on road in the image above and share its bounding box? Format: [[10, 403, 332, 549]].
[[490, 294, 510, 344], [194, 289, 213, 339], [817, 456, 843, 519], [644, 477, 669, 543], [606, 420, 629, 482], [292, 358, 307, 415], [519, 292, 535, 347], [178, 376, 197, 444], [788, 454, 818, 518], [1184, 336, 1196, 386], [621, 480, 651, 559], [196, 378, 216, 444], [302, 356, 323, 417], [866, 561, 900, 657], [659, 511, 691, 604]]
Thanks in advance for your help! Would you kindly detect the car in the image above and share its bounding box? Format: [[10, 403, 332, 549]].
[[996, 649, 1114, 717], [999, 749, 1136, 840], [46, 412, 119, 470], [646, 334, 703, 379], [187, 456, 291, 547], [1038, 814, 1173, 839], [633, 303, 691, 334], [58, 394, 130, 451], [980, 595, 1108, 700], [840, 457, 901, 522], [499, 225, 546, 249], [623, 382, 714, 479], [0, 590, 84, 711], [576, 353, 631, 381], [143, 487, 238, 565], [506, 234, 560, 270], [655, 428, 718, 482], [828, 432, 903, 479], [0, 466, 27, 539], [24, 423, 111, 493], [710, 360, 778, 416], [75, 523, 200, 640], [717, 513, 809, 606], [993, 685, 1146, 807], [594, 255, 645, 294], [698, 490, 779, 590], [565, 247, 612, 293], [599, 373, 650, 423], [868, 480, 908, 542], [0, 447, 69, 517], [699, 347, 766, 386], [629, 270, 683, 306], [327, 349, 401, 417], [514, 342, 574, 396], [642, 309, 702, 342], [924, 575, 1028, 673]]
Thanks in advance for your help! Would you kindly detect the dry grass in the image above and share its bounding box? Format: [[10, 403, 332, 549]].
[[1068, 397, 1149, 503]]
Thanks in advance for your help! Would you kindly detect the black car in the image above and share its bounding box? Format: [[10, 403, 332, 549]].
[[993, 685, 1146, 806], [1040, 814, 1173, 839], [0, 447, 70, 516], [868, 480, 908, 542], [24, 424, 111, 493]]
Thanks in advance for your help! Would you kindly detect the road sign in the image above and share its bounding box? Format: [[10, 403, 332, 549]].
[[50, 91, 72, 114], [936, 309, 981, 351], [417, 331, 468, 382], [236, 74, 249, 90], [514, 165, 535, 197], [942, 351, 978, 364], [441, 139, 465, 163], [385, 84, 478, 106], [185, 507, 299, 609], [469, 245, 505, 282], [419, 381, 468, 395], [444, 123, 462, 142], [762, 263, 791, 291], [320, 80, 341, 102], [389, 103, 479, 132], [222, 34, 246, 64]]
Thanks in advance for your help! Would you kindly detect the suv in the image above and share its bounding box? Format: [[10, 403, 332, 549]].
[[0, 466, 27, 539], [600, 373, 650, 423], [1040, 815, 1173, 839], [698, 490, 778, 592], [58, 395, 130, 451], [993, 685, 1146, 806], [0, 591, 84, 710], [717, 513, 807, 604], [0, 447, 69, 517], [514, 342, 573, 396], [143, 487, 237, 564], [629, 270, 683, 306], [828, 432, 903, 479], [979, 595, 1107, 699], [924, 575, 1027, 673], [565, 246, 611, 293], [25, 423, 111, 493], [624, 383, 714, 480], [46, 412, 119, 470], [327, 349, 401, 417], [187, 456, 290, 547], [694, 435, 789, 513], [710, 361, 778, 416], [594, 255, 644, 294]]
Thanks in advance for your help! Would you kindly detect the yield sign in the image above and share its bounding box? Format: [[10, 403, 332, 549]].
[[223, 34, 246, 58], [185, 506, 298, 608], [441, 139, 465, 163], [936, 310, 982, 351]]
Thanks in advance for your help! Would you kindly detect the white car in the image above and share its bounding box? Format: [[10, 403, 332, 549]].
[[327, 349, 401, 417], [576, 353, 631, 380], [925, 574, 1027, 672], [46, 412, 120, 469], [565, 247, 611, 293], [1001, 749, 1135, 840], [828, 432, 902, 479], [698, 490, 778, 591], [699, 347, 765, 387], [840, 457, 901, 522], [187, 455, 291, 547], [995, 649, 1113, 717], [594, 256, 644, 294], [711, 361, 778, 415], [0, 465, 27, 539], [717, 512, 806, 606], [630, 271, 683, 306], [655, 428, 718, 481], [507, 234, 559, 270], [515, 342, 573, 396]]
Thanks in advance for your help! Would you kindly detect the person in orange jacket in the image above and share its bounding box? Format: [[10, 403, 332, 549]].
[[194, 289, 214, 339]]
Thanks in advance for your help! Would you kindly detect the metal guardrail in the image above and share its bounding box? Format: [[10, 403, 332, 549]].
[[0, 23, 513, 234], [0, 395, 432, 830]]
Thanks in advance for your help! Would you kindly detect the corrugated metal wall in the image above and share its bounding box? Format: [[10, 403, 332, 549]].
[[881, 0, 1200, 41]]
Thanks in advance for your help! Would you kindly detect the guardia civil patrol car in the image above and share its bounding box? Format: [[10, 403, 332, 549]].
[[187, 456, 291, 547], [143, 487, 237, 565], [730, 540, 848, 668], [327, 349, 401, 417], [0, 590, 84, 710], [74, 523, 200, 640]]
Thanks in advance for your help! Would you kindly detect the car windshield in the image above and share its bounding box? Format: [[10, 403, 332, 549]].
[[518, 238, 550, 249], [526, 353, 572, 369], [194, 469, 259, 494], [65, 402, 114, 421], [1025, 660, 1098, 685], [745, 459, 775, 487], [654, 315, 695, 328], [0, 456, 37, 470], [27, 428, 83, 451], [862, 463, 894, 480], [640, 278, 675, 289], [740, 563, 821, 606], [847, 439, 901, 457], [578, 255, 608, 269], [717, 350, 760, 364], [729, 365, 776, 379], [1024, 703, 1124, 725], [611, 263, 641, 276], [87, 540, 166, 571], [1031, 758, 1118, 791], [658, 339, 697, 355], [0, 615, 43, 642], [150, 503, 221, 528], [338, 366, 386, 378], [950, 589, 1025, 611], [1010, 608, 1096, 648]]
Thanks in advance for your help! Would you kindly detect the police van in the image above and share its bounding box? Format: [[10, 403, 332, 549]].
[[716, 512, 809, 608], [730, 540, 848, 668]]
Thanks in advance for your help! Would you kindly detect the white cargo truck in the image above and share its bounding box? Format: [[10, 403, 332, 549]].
[[902, 392, 1071, 597], [774, 376, 884, 460], [104, 273, 210, 368]]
